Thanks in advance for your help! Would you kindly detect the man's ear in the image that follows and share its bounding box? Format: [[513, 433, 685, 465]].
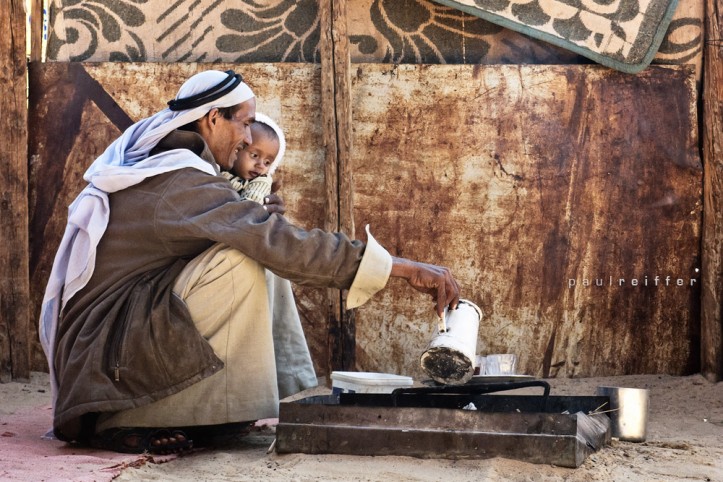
[[203, 108, 220, 129]]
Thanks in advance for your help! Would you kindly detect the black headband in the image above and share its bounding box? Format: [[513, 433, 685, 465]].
[[167, 70, 244, 111]]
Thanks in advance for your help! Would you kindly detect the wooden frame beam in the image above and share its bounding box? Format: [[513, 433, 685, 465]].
[[28, 0, 43, 62], [321, 0, 355, 373], [701, 0, 723, 381], [0, 0, 31, 381]]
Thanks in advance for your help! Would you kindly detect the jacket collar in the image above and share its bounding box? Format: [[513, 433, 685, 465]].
[[151, 129, 219, 173]]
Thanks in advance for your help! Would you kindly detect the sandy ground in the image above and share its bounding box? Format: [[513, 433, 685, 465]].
[[2, 372, 721, 481]]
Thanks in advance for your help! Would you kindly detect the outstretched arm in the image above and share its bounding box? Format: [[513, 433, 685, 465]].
[[390, 256, 460, 318]]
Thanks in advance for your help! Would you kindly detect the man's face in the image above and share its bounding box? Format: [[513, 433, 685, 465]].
[[205, 98, 256, 171]]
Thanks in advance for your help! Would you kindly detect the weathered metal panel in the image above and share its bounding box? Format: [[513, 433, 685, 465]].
[[351, 64, 702, 379], [27, 63, 703, 380], [27, 63, 329, 374]]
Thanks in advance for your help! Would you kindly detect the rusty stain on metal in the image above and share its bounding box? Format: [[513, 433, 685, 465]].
[[351, 64, 702, 379]]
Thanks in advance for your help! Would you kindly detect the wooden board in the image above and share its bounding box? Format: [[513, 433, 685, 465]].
[[701, 0, 723, 381], [320, 0, 357, 371], [27, 62, 330, 375], [350, 64, 702, 378], [0, 0, 31, 381]]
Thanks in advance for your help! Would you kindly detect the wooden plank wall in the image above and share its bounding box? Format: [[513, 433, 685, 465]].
[[0, 0, 31, 382]]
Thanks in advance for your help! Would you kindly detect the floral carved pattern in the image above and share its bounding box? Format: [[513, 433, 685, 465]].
[[217, 0, 320, 62], [46, 0, 702, 73], [366, 0, 503, 63], [48, 0, 147, 61], [48, 0, 320, 63]]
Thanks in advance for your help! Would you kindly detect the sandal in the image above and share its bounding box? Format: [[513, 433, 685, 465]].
[[180, 421, 254, 448], [91, 427, 193, 454]]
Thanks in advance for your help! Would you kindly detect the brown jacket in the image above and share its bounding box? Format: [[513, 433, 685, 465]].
[[54, 131, 366, 441]]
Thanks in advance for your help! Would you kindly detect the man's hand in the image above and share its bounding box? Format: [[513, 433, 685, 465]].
[[263, 193, 286, 215], [390, 257, 460, 318], [263, 177, 286, 215]]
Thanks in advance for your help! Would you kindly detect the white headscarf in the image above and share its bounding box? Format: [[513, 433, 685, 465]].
[[85, 70, 255, 191], [253, 112, 286, 175], [39, 70, 255, 403]]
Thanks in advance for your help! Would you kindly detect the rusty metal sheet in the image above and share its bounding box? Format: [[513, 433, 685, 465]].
[[27, 62, 702, 380], [351, 64, 702, 379], [27, 62, 329, 374]]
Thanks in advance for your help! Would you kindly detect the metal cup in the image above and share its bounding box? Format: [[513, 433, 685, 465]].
[[485, 354, 517, 375], [596, 386, 649, 442]]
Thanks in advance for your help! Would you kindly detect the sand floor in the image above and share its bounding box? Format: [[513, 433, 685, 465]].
[[2, 372, 721, 481]]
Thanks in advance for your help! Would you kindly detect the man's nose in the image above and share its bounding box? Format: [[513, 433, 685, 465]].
[[243, 125, 253, 145]]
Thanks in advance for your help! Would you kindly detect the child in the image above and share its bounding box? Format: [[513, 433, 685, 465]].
[[222, 113, 317, 398], [221, 112, 285, 204]]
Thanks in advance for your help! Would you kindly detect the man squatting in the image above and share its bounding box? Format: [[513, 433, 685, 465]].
[[40, 70, 461, 453]]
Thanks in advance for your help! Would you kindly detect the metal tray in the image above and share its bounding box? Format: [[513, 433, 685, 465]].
[[276, 380, 611, 467]]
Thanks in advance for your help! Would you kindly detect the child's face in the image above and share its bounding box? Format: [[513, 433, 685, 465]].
[[231, 125, 280, 180]]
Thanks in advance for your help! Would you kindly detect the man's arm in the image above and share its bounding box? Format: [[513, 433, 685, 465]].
[[263, 182, 461, 315], [263, 183, 460, 317]]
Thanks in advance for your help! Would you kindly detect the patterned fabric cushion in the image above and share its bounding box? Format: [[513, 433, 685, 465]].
[[430, 0, 680, 72]]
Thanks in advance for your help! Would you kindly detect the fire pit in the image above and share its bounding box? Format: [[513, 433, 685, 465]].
[[276, 380, 611, 467]]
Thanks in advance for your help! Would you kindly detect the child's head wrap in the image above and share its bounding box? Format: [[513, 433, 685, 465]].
[[253, 112, 286, 176]]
